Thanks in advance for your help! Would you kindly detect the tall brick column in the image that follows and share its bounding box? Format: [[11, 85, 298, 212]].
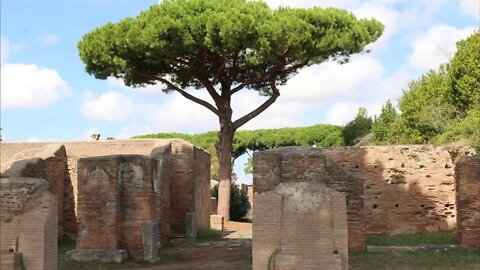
[[456, 155, 480, 248]]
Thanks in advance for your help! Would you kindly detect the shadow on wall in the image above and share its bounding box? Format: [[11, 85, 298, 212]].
[[324, 145, 463, 236]]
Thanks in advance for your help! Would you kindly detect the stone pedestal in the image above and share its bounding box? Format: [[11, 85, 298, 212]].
[[142, 222, 160, 262]]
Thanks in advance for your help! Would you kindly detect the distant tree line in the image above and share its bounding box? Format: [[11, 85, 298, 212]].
[[134, 124, 344, 179]]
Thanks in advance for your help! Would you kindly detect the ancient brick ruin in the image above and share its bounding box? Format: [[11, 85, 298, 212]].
[[1, 140, 479, 269], [253, 148, 349, 270], [323, 146, 469, 235], [455, 155, 480, 248], [253, 147, 365, 251], [0, 178, 58, 270], [252, 146, 480, 269], [0, 139, 211, 263]]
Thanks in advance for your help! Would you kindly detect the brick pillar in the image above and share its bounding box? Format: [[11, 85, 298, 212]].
[[252, 193, 283, 270], [456, 155, 480, 248], [76, 157, 122, 250]]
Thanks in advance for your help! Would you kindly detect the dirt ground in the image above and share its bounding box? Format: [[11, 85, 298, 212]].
[[140, 221, 253, 270]]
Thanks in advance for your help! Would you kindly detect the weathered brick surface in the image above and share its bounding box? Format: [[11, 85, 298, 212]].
[[0, 178, 58, 270], [76, 157, 123, 250], [76, 155, 162, 260], [254, 147, 364, 251], [1, 144, 66, 237], [1, 139, 210, 262], [252, 193, 283, 270], [324, 146, 464, 235], [0, 252, 22, 270], [151, 145, 172, 245], [194, 147, 212, 230], [252, 181, 348, 270], [455, 155, 480, 248], [170, 141, 211, 234]]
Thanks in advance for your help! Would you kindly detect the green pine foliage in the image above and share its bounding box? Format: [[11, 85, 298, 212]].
[[343, 107, 373, 145]]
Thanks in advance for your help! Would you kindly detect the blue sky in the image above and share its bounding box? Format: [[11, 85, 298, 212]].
[[1, 0, 479, 183]]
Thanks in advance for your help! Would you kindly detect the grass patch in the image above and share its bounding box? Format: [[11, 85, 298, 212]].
[[197, 228, 223, 241], [57, 236, 182, 270], [350, 249, 480, 270], [366, 231, 458, 246], [158, 246, 182, 263], [234, 255, 252, 270]]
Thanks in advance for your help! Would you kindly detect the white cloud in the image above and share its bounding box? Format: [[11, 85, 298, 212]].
[[106, 77, 166, 96], [325, 102, 363, 125], [459, 0, 480, 19], [81, 91, 135, 121], [408, 25, 476, 72], [145, 93, 218, 132], [281, 55, 384, 104], [1, 63, 71, 109], [35, 34, 60, 45]]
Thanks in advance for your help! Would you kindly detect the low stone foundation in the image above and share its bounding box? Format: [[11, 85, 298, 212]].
[[65, 249, 128, 263]]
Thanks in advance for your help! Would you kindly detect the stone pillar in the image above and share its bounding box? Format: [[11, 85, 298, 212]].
[[142, 222, 160, 262], [210, 215, 224, 231], [186, 212, 197, 238], [456, 155, 480, 248]]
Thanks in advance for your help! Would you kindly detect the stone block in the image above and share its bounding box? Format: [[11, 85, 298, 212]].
[[65, 249, 128, 263], [142, 222, 160, 262], [210, 197, 218, 215], [0, 252, 22, 270], [186, 212, 197, 238], [210, 215, 224, 231]]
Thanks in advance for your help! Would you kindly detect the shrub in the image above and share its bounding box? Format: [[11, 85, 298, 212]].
[[212, 183, 251, 221]]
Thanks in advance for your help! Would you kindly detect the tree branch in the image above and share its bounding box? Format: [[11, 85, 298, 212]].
[[232, 81, 280, 130], [158, 77, 220, 116], [132, 69, 220, 116]]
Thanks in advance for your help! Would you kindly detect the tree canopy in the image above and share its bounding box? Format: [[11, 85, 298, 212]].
[[78, 0, 383, 220], [79, 0, 383, 98], [367, 31, 480, 149]]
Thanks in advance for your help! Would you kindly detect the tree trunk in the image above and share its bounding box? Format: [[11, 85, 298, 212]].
[[215, 117, 234, 221]]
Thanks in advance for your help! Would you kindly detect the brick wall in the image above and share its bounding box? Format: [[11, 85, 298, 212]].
[[170, 141, 211, 234], [455, 155, 480, 248], [0, 178, 58, 270], [1, 139, 211, 262], [253, 147, 365, 251], [76, 157, 123, 250], [151, 145, 172, 244], [76, 155, 164, 260], [324, 146, 462, 235], [1, 144, 66, 237]]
